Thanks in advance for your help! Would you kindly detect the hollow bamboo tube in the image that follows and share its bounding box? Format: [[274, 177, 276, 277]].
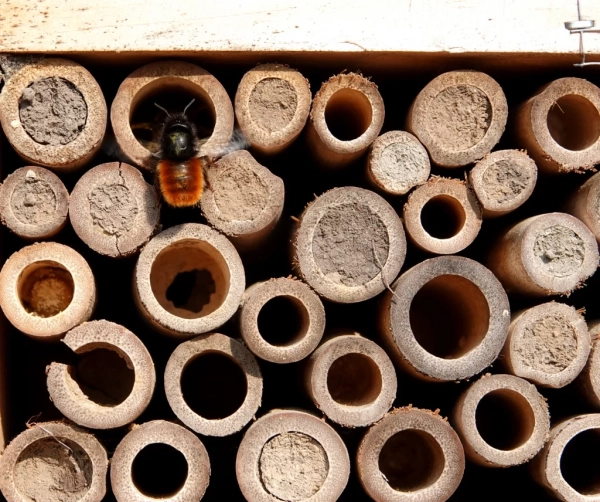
[[236, 409, 350, 502], [292, 186, 406, 303], [0, 242, 95, 340], [578, 321, 600, 407], [46, 320, 156, 429], [407, 70, 507, 168], [380, 256, 510, 382], [111, 60, 234, 171], [0, 166, 69, 239], [515, 77, 600, 173], [565, 170, 600, 244], [366, 131, 430, 196], [306, 72, 384, 167], [532, 414, 600, 501], [239, 277, 325, 363], [0, 58, 107, 171], [164, 332, 262, 437], [468, 150, 538, 218], [69, 162, 160, 257], [200, 150, 284, 251], [403, 177, 482, 254], [305, 331, 397, 428], [357, 407, 465, 502], [487, 212, 599, 296], [0, 421, 108, 502], [111, 420, 210, 502], [503, 302, 590, 389], [235, 63, 311, 155], [452, 374, 550, 468], [134, 223, 245, 338]]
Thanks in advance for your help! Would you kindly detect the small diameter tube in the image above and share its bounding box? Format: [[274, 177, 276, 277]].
[[0, 58, 106, 171], [357, 407, 465, 502], [380, 256, 510, 382], [565, 170, 600, 244]]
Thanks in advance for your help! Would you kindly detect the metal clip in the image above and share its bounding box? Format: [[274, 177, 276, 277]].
[[565, 1, 600, 66]]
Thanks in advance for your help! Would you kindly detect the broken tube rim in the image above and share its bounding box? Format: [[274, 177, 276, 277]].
[[236, 409, 350, 502], [110, 60, 234, 171], [234, 63, 312, 154], [453, 374, 550, 468], [293, 186, 406, 303], [0, 421, 108, 502], [306, 333, 397, 428], [164, 332, 263, 437], [357, 407, 465, 502], [0, 58, 107, 171], [46, 320, 156, 430], [239, 277, 325, 364], [134, 223, 246, 338], [0, 165, 69, 239], [110, 420, 210, 502], [381, 256, 510, 382], [0, 242, 96, 340]]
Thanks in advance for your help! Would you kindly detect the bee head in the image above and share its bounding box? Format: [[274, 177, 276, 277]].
[[156, 100, 198, 161]]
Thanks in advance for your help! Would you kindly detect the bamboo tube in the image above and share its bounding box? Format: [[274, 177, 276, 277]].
[[380, 256, 510, 382], [0, 166, 69, 239], [111, 420, 210, 502], [515, 77, 600, 173], [0, 421, 108, 502], [0, 242, 95, 340], [488, 213, 599, 296], [565, 170, 600, 244], [164, 332, 262, 437], [236, 409, 350, 502], [46, 320, 156, 429], [578, 321, 600, 407], [0, 58, 106, 171], [403, 177, 482, 254], [293, 186, 406, 303], [452, 374, 550, 468], [305, 331, 397, 428], [69, 162, 160, 257], [235, 63, 311, 155], [407, 70, 507, 168], [357, 407, 465, 502], [306, 73, 384, 167], [134, 223, 245, 338]]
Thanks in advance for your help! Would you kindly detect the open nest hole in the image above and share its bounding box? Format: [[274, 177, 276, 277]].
[[324, 88, 373, 141], [327, 352, 382, 406], [420, 195, 467, 239], [257, 295, 310, 347], [132, 443, 189, 498], [18, 261, 74, 318], [560, 428, 600, 495], [547, 95, 600, 151]]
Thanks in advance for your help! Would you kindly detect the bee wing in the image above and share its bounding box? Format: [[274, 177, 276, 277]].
[[200, 129, 249, 161]]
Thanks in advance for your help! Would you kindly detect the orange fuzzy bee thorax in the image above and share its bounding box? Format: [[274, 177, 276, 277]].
[[156, 157, 205, 208]]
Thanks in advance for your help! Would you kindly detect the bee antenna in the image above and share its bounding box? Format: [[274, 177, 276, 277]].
[[183, 98, 196, 115], [154, 103, 171, 117]]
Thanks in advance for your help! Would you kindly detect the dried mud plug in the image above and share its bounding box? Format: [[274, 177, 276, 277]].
[[305, 331, 397, 428], [236, 409, 350, 502], [488, 212, 599, 296], [0, 242, 96, 340], [201, 150, 285, 252], [111, 60, 234, 171], [69, 162, 160, 257], [111, 420, 210, 502], [0, 58, 107, 171], [403, 177, 482, 255], [380, 256, 510, 382], [357, 407, 465, 502], [503, 302, 590, 389], [134, 223, 245, 338], [468, 150, 538, 218], [515, 77, 600, 173], [565, 170, 600, 245], [407, 70, 508, 168], [307, 72, 384, 167], [235, 63, 311, 155], [46, 320, 156, 429], [293, 187, 406, 303], [239, 277, 325, 364], [0, 166, 69, 239], [367, 131, 431, 196], [532, 414, 600, 501], [0, 421, 108, 502], [453, 374, 550, 468], [164, 332, 262, 436]]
